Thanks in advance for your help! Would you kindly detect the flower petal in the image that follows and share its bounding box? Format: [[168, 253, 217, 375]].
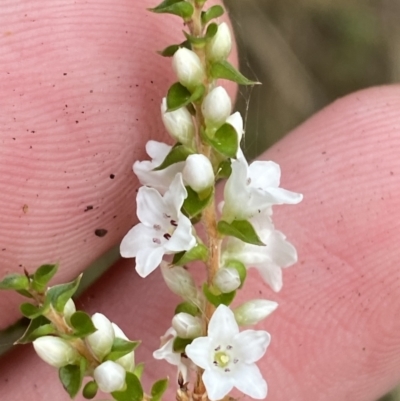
[[163, 173, 187, 213], [254, 263, 283, 292], [231, 363, 267, 399], [185, 337, 212, 369], [234, 330, 270, 364], [248, 160, 281, 189], [120, 224, 154, 258], [208, 305, 239, 341], [265, 187, 303, 205], [153, 338, 181, 366], [203, 369, 233, 401], [165, 213, 196, 252], [267, 230, 298, 268], [146, 140, 171, 163], [136, 186, 168, 227], [135, 247, 165, 278]]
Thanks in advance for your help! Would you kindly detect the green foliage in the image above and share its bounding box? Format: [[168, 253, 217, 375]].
[[15, 316, 56, 344], [59, 359, 86, 399], [201, 5, 224, 25], [210, 60, 260, 85], [175, 301, 200, 316], [70, 311, 97, 337], [0, 273, 29, 291], [172, 336, 192, 353], [205, 123, 238, 158], [154, 144, 194, 171], [133, 363, 145, 380], [202, 283, 236, 307], [205, 23, 218, 39], [182, 186, 213, 218], [46, 274, 82, 313], [166, 82, 204, 111], [82, 381, 98, 399], [217, 220, 265, 246], [216, 159, 232, 180], [225, 260, 247, 288], [149, 0, 194, 21], [106, 338, 140, 362], [32, 264, 58, 293], [151, 378, 169, 401], [172, 243, 209, 266], [112, 372, 144, 401], [20, 301, 49, 319], [158, 41, 190, 57]]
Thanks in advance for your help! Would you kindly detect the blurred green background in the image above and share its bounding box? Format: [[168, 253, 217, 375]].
[[1, 1, 400, 400]]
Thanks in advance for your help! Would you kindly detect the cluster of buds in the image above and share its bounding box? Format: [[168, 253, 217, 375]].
[[120, 1, 303, 400]]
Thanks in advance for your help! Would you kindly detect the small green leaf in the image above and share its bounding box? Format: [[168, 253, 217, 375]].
[[112, 372, 144, 401], [182, 186, 213, 218], [154, 144, 194, 171], [205, 23, 218, 39], [172, 337, 192, 353], [201, 5, 224, 25], [149, 0, 194, 20], [202, 283, 236, 307], [83, 381, 98, 399], [207, 123, 238, 158], [32, 264, 58, 293], [225, 260, 247, 288], [210, 60, 260, 85], [105, 338, 140, 362], [59, 364, 83, 398], [175, 301, 199, 316], [20, 302, 48, 319], [15, 316, 55, 344], [151, 378, 169, 401], [173, 243, 209, 266], [217, 220, 265, 246], [47, 274, 82, 313], [133, 363, 145, 379], [70, 311, 97, 337], [16, 289, 34, 298], [166, 82, 205, 111], [216, 159, 232, 180], [183, 31, 207, 47], [0, 273, 29, 291], [158, 40, 190, 57]]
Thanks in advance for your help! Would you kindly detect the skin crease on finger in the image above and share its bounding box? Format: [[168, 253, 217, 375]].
[[0, 0, 235, 329], [2, 85, 400, 401], [2, 3, 400, 401]]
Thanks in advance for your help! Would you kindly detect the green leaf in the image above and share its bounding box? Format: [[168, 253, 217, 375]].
[[173, 243, 208, 266], [166, 82, 204, 111], [149, 0, 194, 20], [16, 289, 34, 298], [210, 60, 260, 85], [0, 273, 29, 291], [182, 186, 213, 218], [207, 123, 238, 158], [70, 311, 97, 337], [172, 337, 192, 353], [158, 40, 190, 57], [205, 23, 218, 39], [216, 159, 232, 180], [201, 5, 224, 25], [202, 283, 236, 307], [83, 381, 98, 399], [217, 220, 265, 246], [183, 31, 207, 47], [59, 364, 83, 398], [133, 363, 145, 379], [225, 260, 247, 288], [151, 378, 169, 401], [106, 338, 140, 362], [32, 264, 58, 293], [20, 302, 49, 319], [175, 301, 199, 316], [112, 372, 144, 401], [47, 274, 82, 313], [154, 144, 194, 171], [15, 316, 55, 344]]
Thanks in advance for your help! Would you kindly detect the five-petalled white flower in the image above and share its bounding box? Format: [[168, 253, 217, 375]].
[[185, 305, 270, 401], [120, 173, 196, 277]]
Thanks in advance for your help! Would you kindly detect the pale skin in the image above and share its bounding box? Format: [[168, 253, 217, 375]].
[[1, 1, 400, 400]]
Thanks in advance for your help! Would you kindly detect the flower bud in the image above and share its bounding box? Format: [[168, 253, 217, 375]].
[[94, 361, 126, 393], [172, 313, 202, 339], [182, 154, 214, 193], [206, 22, 232, 62], [226, 112, 244, 143], [213, 267, 241, 293], [161, 262, 197, 300], [201, 86, 232, 128], [33, 336, 79, 368], [86, 313, 115, 361], [63, 298, 76, 325], [112, 323, 135, 372], [172, 48, 205, 90], [233, 299, 278, 326]]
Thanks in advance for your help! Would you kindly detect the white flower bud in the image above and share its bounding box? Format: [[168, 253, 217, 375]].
[[63, 298, 76, 325], [226, 112, 244, 143], [112, 323, 135, 372], [172, 48, 205, 90], [182, 154, 214, 193], [161, 262, 197, 300], [233, 299, 278, 326], [86, 313, 115, 361], [33, 336, 79, 368], [207, 22, 232, 62], [94, 361, 126, 393], [201, 86, 232, 128], [213, 267, 241, 293], [172, 313, 202, 339], [161, 98, 195, 147]]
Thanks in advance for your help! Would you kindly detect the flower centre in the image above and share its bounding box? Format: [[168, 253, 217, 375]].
[[214, 351, 230, 367]]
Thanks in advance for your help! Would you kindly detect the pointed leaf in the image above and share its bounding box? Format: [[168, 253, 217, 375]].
[[154, 144, 194, 171], [216, 159, 232, 180], [83, 381, 98, 399], [217, 220, 265, 246], [70, 311, 97, 337], [0, 273, 29, 291], [210, 60, 260, 85], [133, 363, 145, 380], [158, 40, 190, 57], [172, 337, 192, 353], [15, 316, 55, 344], [20, 302, 49, 319], [202, 283, 236, 307], [112, 372, 144, 401], [47, 274, 82, 313], [173, 243, 208, 266], [208, 123, 238, 158], [149, 1, 194, 20], [59, 364, 83, 399], [16, 289, 34, 298], [183, 31, 207, 47], [105, 338, 140, 362], [32, 264, 58, 293], [175, 302, 199, 316], [201, 5, 225, 25], [205, 22, 218, 39], [151, 378, 169, 401], [166, 82, 205, 112], [182, 186, 213, 218]]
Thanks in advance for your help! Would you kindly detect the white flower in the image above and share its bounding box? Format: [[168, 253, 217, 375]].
[[112, 323, 135, 372], [233, 300, 278, 326], [86, 313, 115, 361], [153, 328, 190, 383], [222, 155, 303, 222], [161, 98, 195, 147], [213, 267, 241, 293], [172, 48, 205, 90], [182, 154, 215, 193], [94, 361, 126, 393], [222, 220, 297, 292], [172, 313, 202, 339], [133, 140, 185, 194], [160, 262, 198, 300], [202, 86, 232, 128], [120, 173, 196, 277], [206, 22, 232, 62], [63, 298, 76, 325], [33, 336, 79, 368], [186, 305, 270, 400]]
